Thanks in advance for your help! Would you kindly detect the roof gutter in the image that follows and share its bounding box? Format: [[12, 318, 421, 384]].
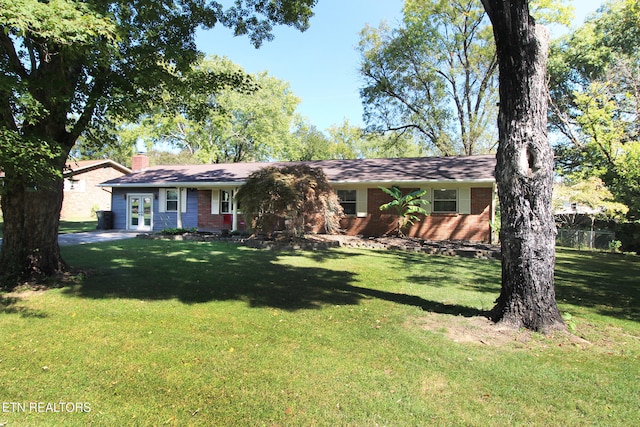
[[98, 178, 495, 188]]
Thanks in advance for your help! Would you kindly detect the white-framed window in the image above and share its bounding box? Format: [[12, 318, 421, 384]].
[[432, 189, 458, 213], [165, 189, 179, 212], [220, 190, 232, 214], [159, 188, 187, 213], [212, 189, 238, 214], [337, 189, 357, 215]]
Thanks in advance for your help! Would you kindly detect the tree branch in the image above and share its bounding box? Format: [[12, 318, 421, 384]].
[[0, 29, 29, 79]]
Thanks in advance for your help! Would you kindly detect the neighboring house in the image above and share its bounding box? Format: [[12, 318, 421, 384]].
[[0, 159, 131, 220], [61, 159, 131, 219], [99, 154, 497, 243]]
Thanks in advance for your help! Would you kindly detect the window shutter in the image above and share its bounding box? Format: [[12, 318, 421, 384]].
[[422, 188, 432, 215], [159, 189, 167, 213], [180, 188, 188, 213], [459, 187, 471, 214], [356, 188, 368, 218], [211, 190, 220, 214]]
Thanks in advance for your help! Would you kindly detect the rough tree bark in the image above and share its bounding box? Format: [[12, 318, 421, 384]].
[[0, 169, 68, 285], [480, 0, 565, 332]]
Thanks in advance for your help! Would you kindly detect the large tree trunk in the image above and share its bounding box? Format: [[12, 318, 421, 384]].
[[481, 0, 565, 332], [0, 157, 68, 289]]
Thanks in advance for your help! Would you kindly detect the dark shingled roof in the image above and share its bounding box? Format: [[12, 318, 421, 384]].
[[100, 155, 496, 187], [1, 159, 131, 179]]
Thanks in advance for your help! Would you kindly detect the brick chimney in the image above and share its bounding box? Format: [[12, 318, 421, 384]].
[[131, 153, 149, 172]]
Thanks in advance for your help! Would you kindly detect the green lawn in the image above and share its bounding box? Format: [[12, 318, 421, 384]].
[[0, 219, 97, 238], [1, 240, 639, 426], [58, 219, 98, 234]]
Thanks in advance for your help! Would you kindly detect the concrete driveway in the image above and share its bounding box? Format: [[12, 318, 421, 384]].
[[0, 230, 137, 250], [57, 230, 138, 246]]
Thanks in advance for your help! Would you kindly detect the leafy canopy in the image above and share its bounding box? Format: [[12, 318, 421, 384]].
[[549, 0, 640, 219], [115, 55, 300, 163], [553, 177, 629, 228], [357, 0, 570, 156], [1, 0, 318, 174]]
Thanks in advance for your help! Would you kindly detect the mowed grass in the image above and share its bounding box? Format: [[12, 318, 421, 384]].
[[0, 218, 97, 238], [58, 219, 98, 234], [1, 240, 639, 426]]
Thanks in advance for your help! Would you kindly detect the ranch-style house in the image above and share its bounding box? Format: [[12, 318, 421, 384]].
[[99, 154, 497, 243]]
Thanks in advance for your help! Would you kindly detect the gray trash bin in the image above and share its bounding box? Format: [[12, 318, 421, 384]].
[[96, 210, 114, 230]]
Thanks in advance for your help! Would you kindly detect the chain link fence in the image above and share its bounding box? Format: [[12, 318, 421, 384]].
[[556, 229, 617, 250]]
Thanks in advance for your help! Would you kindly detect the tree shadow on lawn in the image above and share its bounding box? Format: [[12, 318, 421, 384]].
[[0, 295, 48, 318], [363, 249, 501, 294], [61, 240, 486, 317], [554, 249, 640, 322], [355, 247, 640, 323]]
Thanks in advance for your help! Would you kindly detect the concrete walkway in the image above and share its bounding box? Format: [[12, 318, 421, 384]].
[[57, 230, 138, 246]]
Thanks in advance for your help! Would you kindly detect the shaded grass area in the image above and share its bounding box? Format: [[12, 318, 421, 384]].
[[1, 240, 638, 426], [0, 219, 96, 238], [58, 219, 98, 234], [555, 249, 640, 322], [60, 241, 496, 315]]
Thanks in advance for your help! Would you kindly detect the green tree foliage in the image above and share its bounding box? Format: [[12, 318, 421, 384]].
[[289, 117, 334, 160], [378, 187, 429, 237], [358, 0, 571, 156], [549, 0, 640, 219], [327, 120, 422, 159], [124, 55, 301, 163], [0, 0, 317, 287], [358, 0, 498, 156], [289, 118, 420, 160], [236, 165, 344, 236], [553, 177, 629, 228]]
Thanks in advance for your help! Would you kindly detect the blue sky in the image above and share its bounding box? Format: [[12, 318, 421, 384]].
[[196, 0, 605, 133]]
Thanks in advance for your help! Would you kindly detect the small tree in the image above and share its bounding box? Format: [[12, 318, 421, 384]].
[[378, 187, 429, 237], [553, 177, 629, 229], [236, 165, 344, 236]]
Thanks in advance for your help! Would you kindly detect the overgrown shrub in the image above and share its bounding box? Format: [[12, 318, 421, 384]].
[[159, 227, 197, 235], [616, 221, 640, 253], [236, 165, 344, 236]]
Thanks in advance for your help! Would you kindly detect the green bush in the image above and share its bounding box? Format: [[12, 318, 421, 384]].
[[159, 227, 197, 235]]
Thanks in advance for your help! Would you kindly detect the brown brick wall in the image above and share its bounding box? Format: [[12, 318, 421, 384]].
[[197, 190, 248, 232], [60, 167, 126, 219], [339, 187, 493, 243], [194, 186, 493, 242]]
